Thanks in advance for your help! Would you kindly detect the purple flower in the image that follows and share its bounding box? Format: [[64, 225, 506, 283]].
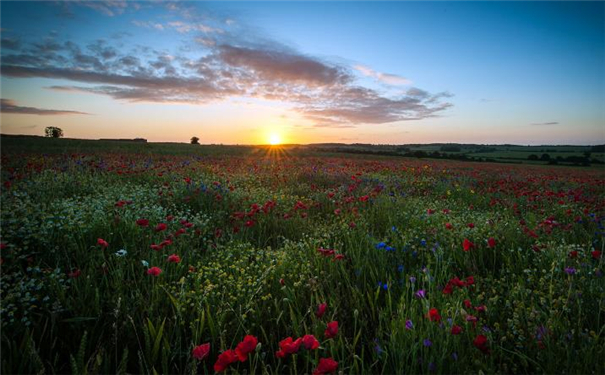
[[405, 319, 414, 330], [564, 267, 576, 275], [428, 362, 436, 372], [452, 352, 458, 361], [409, 276, 417, 284], [415, 289, 426, 299], [423, 338, 432, 347]]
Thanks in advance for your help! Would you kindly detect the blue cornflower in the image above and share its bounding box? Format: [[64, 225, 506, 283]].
[[423, 338, 432, 347]]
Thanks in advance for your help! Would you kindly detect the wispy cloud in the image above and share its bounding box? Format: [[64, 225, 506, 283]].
[[0, 99, 91, 115], [531, 121, 559, 125], [0, 8, 452, 127], [354, 65, 412, 86]]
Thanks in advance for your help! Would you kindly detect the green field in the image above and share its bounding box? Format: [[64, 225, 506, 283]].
[[1, 136, 604, 374]]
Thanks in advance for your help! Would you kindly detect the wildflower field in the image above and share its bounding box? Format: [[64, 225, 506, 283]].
[[1, 141, 604, 374]]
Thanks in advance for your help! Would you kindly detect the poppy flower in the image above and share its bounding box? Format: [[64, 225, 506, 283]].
[[427, 308, 441, 322], [465, 276, 475, 286], [316, 302, 328, 318], [451, 325, 463, 335], [151, 244, 162, 251], [463, 239, 474, 252], [136, 219, 149, 227], [467, 223, 475, 229], [445, 222, 453, 230], [324, 321, 338, 339], [473, 334, 490, 354], [68, 269, 81, 278], [333, 254, 345, 261], [275, 337, 302, 358], [569, 250, 578, 258], [313, 357, 338, 375], [487, 237, 496, 248], [147, 267, 162, 276], [592, 250, 601, 260], [463, 299, 473, 309], [167, 254, 181, 263], [155, 223, 167, 232], [235, 335, 258, 362], [192, 343, 210, 360], [302, 334, 320, 350], [214, 349, 238, 372], [97, 238, 109, 248]]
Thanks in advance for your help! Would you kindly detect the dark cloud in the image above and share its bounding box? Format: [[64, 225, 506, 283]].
[[531, 121, 559, 126], [0, 99, 90, 115], [1, 37, 21, 50]]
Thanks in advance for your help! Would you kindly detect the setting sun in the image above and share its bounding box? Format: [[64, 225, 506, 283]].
[[269, 133, 281, 145]]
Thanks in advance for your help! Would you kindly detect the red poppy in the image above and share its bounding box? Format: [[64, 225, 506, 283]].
[[473, 334, 490, 354], [445, 222, 453, 230], [313, 357, 338, 375], [97, 238, 109, 248], [334, 254, 345, 261], [235, 335, 258, 362], [569, 250, 578, 258], [449, 277, 465, 288], [442, 283, 454, 295], [147, 267, 162, 276], [155, 223, 167, 232], [451, 325, 463, 335], [592, 250, 601, 260], [302, 334, 320, 350], [166, 215, 174, 221], [68, 269, 81, 278], [214, 349, 238, 372], [316, 302, 328, 318], [427, 308, 441, 322], [467, 223, 475, 229], [463, 239, 474, 252], [167, 254, 181, 263], [245, 220, 255, 228], [136, 219, 149, 227], [324, 321, 338, 339], [463, 299, 473, 309], [275, 337, 302, 358], [465, 276, 475, 286], [487, 237, 496, 248], [151, 244, 162, 251], [192, 343, 210, 360]]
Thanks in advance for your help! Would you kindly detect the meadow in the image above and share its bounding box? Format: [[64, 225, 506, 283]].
[[1, 138, 604, 374]]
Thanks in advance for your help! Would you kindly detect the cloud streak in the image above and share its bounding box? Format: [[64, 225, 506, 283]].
[[354, 65, 412, 86], [531, 121, 559, 126], [0, 99, 91, 115]]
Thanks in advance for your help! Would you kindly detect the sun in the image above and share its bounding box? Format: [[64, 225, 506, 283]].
[[268, 133, 281, 145]]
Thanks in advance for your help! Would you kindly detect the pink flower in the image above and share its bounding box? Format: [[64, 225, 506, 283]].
[[167, 254, 181, 263]]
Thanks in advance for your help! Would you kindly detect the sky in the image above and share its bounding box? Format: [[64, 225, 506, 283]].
[[1, 1, 604, 145]]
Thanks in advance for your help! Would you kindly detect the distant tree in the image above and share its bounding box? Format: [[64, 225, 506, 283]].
[[540, 153, 551, 161], [190, 136, 200, 145], [440, 145, 461, 152], [45, 126, 63, 138], [528, 154, 539, 161]]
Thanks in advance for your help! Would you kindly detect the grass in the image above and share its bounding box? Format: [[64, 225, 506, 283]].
[[1, 136, 604, 374]]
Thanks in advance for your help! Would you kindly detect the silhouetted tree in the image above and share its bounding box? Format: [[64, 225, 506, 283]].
[[540, 153, 551, 161], [45, 127, 63, 138], [528, 154, 539, 161], [190, 136, 200, 145]]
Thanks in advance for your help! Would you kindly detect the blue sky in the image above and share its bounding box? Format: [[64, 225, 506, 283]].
[[1, 1, 603, 144]]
